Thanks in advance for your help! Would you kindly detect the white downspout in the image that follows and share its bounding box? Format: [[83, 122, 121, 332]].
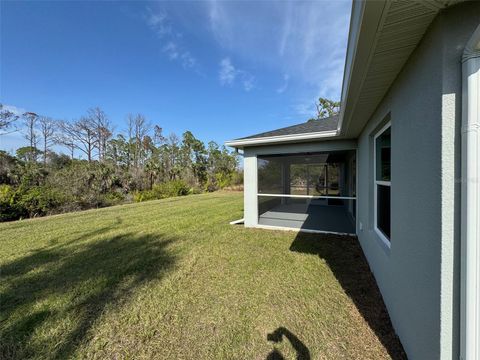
[[461, 25, 480, 360]]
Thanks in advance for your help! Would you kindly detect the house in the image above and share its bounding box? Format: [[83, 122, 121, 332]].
[[225, 1, 480, 359]]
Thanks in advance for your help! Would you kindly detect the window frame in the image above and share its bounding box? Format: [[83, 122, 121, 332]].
[[373, 121, 391, 248]]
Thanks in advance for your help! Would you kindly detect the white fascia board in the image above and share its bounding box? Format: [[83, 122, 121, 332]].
[[337, 0, 366, 134], [224, 130, 338, 148], [338, 0, 388, 137]]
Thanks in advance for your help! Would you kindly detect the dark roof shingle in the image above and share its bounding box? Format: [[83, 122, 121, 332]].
[[238, 115, 339, 140]]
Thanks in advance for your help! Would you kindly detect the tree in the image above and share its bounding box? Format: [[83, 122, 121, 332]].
[[22, 112, 39, 162], [39, 116, 56, 165], [153, 125, 166, 147], [315, 98, 340, 119], [16, 146, 42, 162], [57, 117, 97, 162], [0, 104, 19, 135], [106, 135, 129, 167], [0, 150, 19, 184], [181, 131, 207, 186], [88, 107, 112, 161], [205, 141, 239, 190], [0, 105, 243, 221], [54, 128, 76, 160], [128, 114, 150, 171]]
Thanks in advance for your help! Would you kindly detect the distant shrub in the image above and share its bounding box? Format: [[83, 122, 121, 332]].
[[205, 171, 242, 192], [133, 180, 190, 202], [0, 185, 69, 221], [17, 186, 66, 218], [0, 185, 25, 221], [190, 186, 203, 195], [103, 191, 125, 206], [204, 179, 218, 193], [133, 190, 155, 203], [154, 180, 190, 198]]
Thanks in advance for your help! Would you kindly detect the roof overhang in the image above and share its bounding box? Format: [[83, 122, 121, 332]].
[[338, 0, 463, 138], [224, 129, 338, 148]]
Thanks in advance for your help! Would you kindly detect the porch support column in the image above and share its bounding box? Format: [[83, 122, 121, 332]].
[[243, 149, 258, 227]]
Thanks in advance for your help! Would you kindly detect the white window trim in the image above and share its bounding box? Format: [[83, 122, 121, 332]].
[[373, 121, 391, 248]]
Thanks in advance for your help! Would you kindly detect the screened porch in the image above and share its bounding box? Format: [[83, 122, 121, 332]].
[[257, 150, 356, 234]]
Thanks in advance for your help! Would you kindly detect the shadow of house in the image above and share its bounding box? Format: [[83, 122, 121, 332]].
[[290, 233, 406, 360], [0, 230, 177, 359]]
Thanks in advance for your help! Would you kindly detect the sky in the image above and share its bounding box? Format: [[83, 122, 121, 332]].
[[0, 0, 351, 154]]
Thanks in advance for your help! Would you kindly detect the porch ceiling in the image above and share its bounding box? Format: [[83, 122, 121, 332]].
[[339, 0, 464, 138]]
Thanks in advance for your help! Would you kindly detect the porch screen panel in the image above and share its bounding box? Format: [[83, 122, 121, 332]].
[[308, 165, 326, 196], [257, 150, 357, 233], [328, 164, 340, 196], [257, 157, 283, 194], [290, 164, 308, 195]]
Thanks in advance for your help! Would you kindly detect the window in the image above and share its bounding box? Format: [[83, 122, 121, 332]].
[[374, 123, 391, 245]]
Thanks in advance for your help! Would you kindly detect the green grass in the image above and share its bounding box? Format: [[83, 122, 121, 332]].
[[0, 192, 405, 359]]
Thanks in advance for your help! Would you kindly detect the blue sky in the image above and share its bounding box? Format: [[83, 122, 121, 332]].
[[0, 0, 351, 153]]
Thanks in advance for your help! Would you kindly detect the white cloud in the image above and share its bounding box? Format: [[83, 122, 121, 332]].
[[276, 74, 290, 94], [145, 8, 171, 37], [218, 57, 255, 91], [180, 52, 196, 69], [145, 7, 198, 71], [219, 58, 236, 85], [278, 2, 293, 57], [162, 41, 179, 60], [204, 0, 350, 111], [144, 1, 349, 105], [242, 74, 254, 92], [293, 101, 317, 118]]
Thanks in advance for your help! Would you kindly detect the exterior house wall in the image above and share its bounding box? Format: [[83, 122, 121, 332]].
[[243, 140, 357, 228], [355, 3, 480, 359]]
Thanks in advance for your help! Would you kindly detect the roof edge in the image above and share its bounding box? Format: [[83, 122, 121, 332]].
[[337, 0, 368, 135], [338, 0, 387, 137], [225, 129, 338, 148]]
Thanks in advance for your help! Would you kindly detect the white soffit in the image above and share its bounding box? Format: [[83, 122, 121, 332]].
[[340, 0, 464, 138]]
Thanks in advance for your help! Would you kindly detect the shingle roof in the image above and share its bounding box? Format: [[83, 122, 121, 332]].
[[238, 115, 339, 140]]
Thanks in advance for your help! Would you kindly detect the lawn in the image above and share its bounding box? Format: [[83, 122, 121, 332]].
[[0, 192, 405, 359]]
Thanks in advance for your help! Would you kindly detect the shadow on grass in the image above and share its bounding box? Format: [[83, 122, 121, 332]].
[[290, 233, 407, 360], [0, 225, 177, 359], [266, 327, 310, 360]]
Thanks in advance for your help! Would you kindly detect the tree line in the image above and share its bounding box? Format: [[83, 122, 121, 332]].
[[0, 105, 241, 221]]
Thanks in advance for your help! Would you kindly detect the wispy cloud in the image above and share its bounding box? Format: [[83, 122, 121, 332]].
[[162, 41, 196, 69], [145, 7, 198, 70], [293, 102, 316, 118], [145, 9, 171, 37], [205, 0, 350, 114], [242, 74, 254, 92], [276, 74, 290, 94], [2, 104, 26, 116], [219, 58, 236, 85], [143, 1, 349, 113], [218, 57, 255, 92]]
